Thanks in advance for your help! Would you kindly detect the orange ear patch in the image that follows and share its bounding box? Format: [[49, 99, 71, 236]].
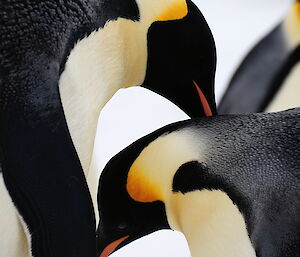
[[157, 0, 188, 22], [126, 164, 162, 203], [295, 1, 300, 22]]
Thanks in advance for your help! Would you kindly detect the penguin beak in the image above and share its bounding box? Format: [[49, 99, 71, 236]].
[[142, 0, 217, 117], [98, 236, 129, 257], [192, 80, 213, 116]]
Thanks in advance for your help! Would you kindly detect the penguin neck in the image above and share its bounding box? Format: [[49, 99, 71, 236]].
[[59, 18, 151, 175], [165, 190, 256, 257], [283, 1, 300, 48]]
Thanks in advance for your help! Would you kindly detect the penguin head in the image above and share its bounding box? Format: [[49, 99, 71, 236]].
[[125, 0, 218, 118], [96, 141, 170, 257], [59, 0, 216, 129], [96, 124, 200, 257], [101, 0, 217, 117], [140, 0, 217, 117], [96, 152, 170, 257]]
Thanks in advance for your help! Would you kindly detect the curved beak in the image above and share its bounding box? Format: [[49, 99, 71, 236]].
[[99, 236, 129, 257], [142, 0, 217, 117], [193, 80, 213, 116]]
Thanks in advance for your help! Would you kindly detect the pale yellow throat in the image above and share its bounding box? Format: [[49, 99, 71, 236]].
[[166, 190, 256, 257]]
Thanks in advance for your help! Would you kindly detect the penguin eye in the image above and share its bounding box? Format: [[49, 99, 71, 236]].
[[117, 222, 128, 231]]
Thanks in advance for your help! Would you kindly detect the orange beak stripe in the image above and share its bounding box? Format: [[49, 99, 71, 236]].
[[295, 1, 300, 21], [99, 236, 129, 257], [193, 81, 213, 117], [157, 0, 188, 21]]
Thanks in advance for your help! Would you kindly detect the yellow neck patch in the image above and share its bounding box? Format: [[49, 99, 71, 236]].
[[156, 0, 188, 22], [126, 163, 162, 203]]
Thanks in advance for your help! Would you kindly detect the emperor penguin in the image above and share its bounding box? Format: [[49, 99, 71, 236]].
[[0, 0, 216, 256], [96, 108, 300, 257], [218, 0, 300, 114]]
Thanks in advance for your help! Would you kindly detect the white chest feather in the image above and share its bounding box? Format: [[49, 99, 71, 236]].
[[59, 18, 149, 175], [166, 190, 256, 257]]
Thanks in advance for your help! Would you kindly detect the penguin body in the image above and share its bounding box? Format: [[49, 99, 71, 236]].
[[219, 1, 300, 114], [97, 108, 300, 257], [0, 1, 216, 256]]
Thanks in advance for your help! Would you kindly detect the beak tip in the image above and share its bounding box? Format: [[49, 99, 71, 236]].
[[99, 236, 129, 257]]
